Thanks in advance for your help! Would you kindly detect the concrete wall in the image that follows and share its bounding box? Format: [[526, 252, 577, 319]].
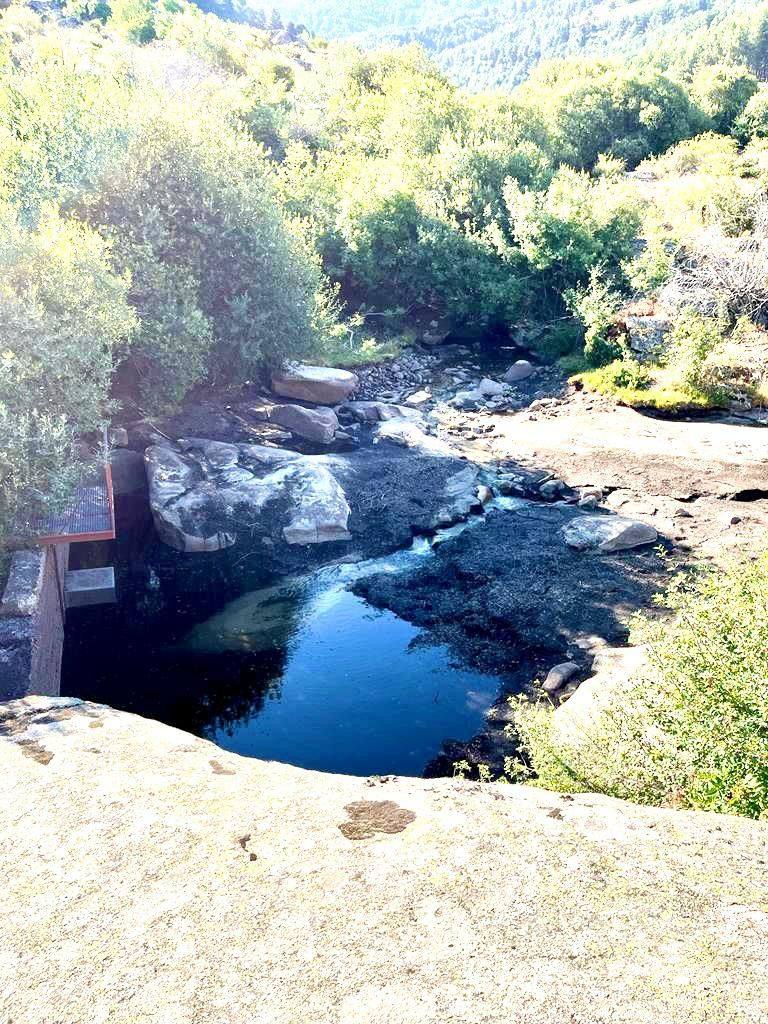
[[0, 545, 68, 700]]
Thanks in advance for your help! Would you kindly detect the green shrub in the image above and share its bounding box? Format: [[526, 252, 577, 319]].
[[644, 132, 740, 177], [516, 60, 702, 170], [336, 186, 524, 332], [82, 113, 321, 410], [735, 89, 768, 141], [63, 0, 111, 22], [0, 206, 136, 539], [706, 186, 754, 237], [513, 555, 768, 819], [0, 206, 136, 432], [534, 320, 584, 361], [665, 309, 726, 394], [578, 358, 652, 394], [690, 63, 759, 135], [565, 272, 626, 366], [0, 404, 85, 541], [109, 0, 157, 43], [506, 169, 641, 295], [624, 234, 677, 294], [0, 51, 133, 221]]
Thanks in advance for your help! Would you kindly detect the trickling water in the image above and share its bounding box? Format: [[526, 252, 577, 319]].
[[62, 498, 526, 777]]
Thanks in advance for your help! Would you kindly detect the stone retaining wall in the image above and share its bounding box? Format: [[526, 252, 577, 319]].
[[0, 545, 68, 700]]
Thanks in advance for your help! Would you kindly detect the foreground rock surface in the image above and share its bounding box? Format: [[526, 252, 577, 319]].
[[2, 697, 767, 1024]]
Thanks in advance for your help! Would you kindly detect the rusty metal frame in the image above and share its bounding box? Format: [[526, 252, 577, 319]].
[[35, 462, 116, 546]]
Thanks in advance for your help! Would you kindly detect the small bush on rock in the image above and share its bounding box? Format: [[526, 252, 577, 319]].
[[665, 309, 726, 395], [513, 555, 768, 819], [579, 358, 652, 394]]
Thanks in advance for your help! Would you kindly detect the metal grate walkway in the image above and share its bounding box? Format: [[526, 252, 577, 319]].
[[32, 464, 116, 544]]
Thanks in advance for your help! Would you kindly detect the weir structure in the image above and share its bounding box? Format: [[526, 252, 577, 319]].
[[0, 454, 118, 700]]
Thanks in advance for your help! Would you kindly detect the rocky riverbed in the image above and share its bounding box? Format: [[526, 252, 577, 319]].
[[78, 343, 768, 777]]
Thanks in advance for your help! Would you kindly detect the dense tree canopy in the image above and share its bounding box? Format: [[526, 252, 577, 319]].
[[248, 0, 768, 92], [516, 60, 702, 169], [0, 0, 765, 537]]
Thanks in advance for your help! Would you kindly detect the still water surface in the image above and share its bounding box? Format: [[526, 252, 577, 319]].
[[63, 518, 514, 776]]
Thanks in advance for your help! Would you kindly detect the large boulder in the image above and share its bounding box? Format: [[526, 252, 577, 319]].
[[145, 441, 351, 552], [562, 514, 658, 553], [268, 404, 339, 444], [477, 378, 506, 398], [2, 696, 767, 1024], [271, 363, 358, 405], [503, 360, 535, 383]]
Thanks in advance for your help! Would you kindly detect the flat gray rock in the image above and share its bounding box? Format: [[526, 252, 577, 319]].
[[562, 514, 658, 553], [2, 697, 767, 1024], [339, 401, 423, 425], [271, 363, 358, 405], [450, 389, 486, 410], [477, 377, 506, 397], [373, 419, 452, 455]]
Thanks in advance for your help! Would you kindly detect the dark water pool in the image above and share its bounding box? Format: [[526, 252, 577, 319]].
[[62, 525, 512, 777]]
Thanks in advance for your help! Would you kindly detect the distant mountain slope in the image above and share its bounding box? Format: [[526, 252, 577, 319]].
[[251, 0, 763, 90]]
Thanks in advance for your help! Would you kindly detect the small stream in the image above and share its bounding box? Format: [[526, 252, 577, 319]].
[[62, 499, 526, 777]]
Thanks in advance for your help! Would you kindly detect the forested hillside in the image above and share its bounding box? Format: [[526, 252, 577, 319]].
[[1, 0, 768, 535], [261, 0, 768, 90]]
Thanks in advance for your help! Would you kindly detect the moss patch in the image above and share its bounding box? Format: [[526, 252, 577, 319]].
[[575, 361, 725, 411]]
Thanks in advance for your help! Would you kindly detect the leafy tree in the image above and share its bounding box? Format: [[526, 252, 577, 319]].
[[335, 186, 523, 330], [80, 114, 320, 409], [0, 206, 136, 431], [691, 63, 759, 135], [0, 52, 133, 222], [565, 271, 626, 366], [735, 88, 768, 141], [505, 168, 642, 293], [109, 0, 158, 42], [63, 0, 112, 22], [0, 206, 136, 538], [517, 61, 702, 169]]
